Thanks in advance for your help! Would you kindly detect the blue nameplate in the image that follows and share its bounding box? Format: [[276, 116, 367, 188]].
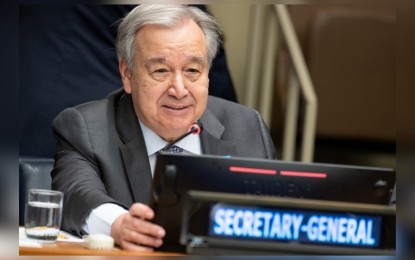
[[209, 203, 382, 248]]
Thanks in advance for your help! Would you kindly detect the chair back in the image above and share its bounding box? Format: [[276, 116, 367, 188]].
[[19, 157, 54, 225]]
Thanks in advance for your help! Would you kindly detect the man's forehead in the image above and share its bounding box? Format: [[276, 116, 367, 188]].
[[144, 56, 206, 66]]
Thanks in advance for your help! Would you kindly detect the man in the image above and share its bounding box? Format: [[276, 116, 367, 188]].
[[52, 5, 275, 252], [20, 5, 237, 159]]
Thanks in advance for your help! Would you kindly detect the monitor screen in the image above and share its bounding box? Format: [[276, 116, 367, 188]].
[[150, 154, 395, 252]]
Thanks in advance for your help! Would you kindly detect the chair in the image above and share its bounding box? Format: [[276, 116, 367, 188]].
[[19, 157, 54, 225]]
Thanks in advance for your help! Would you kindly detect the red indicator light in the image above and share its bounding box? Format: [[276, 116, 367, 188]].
[[280, 171, 327, 178], [229, 166, 277, 175]]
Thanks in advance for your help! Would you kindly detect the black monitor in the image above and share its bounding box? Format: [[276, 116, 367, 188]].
[[150, 154, 395, 253]]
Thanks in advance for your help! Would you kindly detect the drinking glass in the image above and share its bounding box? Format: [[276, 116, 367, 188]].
[[24, 189, 63, 242]]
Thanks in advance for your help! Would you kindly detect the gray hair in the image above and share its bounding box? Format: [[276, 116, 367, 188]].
[[116, 5, 223, 71]]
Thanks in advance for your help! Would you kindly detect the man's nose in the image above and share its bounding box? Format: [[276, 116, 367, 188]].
[[168, 73, 189, 99]]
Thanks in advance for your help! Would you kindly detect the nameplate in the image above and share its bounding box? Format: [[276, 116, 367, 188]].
[[208, 203, 382, 248]]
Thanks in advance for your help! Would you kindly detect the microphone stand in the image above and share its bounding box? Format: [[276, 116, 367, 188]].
[[161, 122, 203, 152]]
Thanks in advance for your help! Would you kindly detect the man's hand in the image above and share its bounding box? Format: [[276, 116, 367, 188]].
[[110, 203, 165, 251]]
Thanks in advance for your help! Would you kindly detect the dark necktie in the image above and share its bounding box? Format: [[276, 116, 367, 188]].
[[155, 145, 184, 156], [164, 145, 184, 153]]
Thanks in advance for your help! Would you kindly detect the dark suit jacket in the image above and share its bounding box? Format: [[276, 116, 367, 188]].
[[51, 89, 275, 236]]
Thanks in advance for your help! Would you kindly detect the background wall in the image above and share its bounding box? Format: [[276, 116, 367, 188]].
[[210, 4, 395, 168], [209, 4, 252, 103]]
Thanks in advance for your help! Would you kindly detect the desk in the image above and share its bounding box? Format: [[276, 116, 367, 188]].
[[19, 227, 182, 256], [19, 242, 182, 256]]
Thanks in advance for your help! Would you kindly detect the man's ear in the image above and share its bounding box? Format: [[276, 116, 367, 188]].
[[119, 59, 132, 94]]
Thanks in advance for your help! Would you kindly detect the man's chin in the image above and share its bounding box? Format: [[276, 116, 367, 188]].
[[159, 127, 190, 142]]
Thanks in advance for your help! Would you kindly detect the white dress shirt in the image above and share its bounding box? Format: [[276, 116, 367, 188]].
[[82, 121, 202, 235]]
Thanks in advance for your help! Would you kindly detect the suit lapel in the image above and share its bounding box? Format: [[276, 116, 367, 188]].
[[114, 92, 236, 203], [115, 92, 152, 204], [199, 109, 236, 156]]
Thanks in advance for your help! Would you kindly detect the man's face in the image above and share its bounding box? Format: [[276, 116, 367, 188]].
[[120, 20, 209, 142]]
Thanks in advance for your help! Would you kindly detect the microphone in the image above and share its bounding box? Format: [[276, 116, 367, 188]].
[[161, 121, 203, 152]]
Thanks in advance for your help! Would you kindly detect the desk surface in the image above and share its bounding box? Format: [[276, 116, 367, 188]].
[[19, 227, 182, 256], [19, 241, 182, 256]]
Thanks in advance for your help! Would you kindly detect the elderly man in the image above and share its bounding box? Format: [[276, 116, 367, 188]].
[[52, 5, 275, 251]]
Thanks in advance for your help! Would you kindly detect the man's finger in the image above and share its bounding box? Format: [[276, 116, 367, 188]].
[[126, 214, 165, 239], [129, 203, 154, 220]]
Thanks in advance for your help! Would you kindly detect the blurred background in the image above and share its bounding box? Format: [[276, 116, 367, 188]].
[[209, 4, 395, 168]]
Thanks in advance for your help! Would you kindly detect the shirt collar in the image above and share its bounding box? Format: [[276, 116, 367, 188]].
[[139, 121, 201, 156]]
